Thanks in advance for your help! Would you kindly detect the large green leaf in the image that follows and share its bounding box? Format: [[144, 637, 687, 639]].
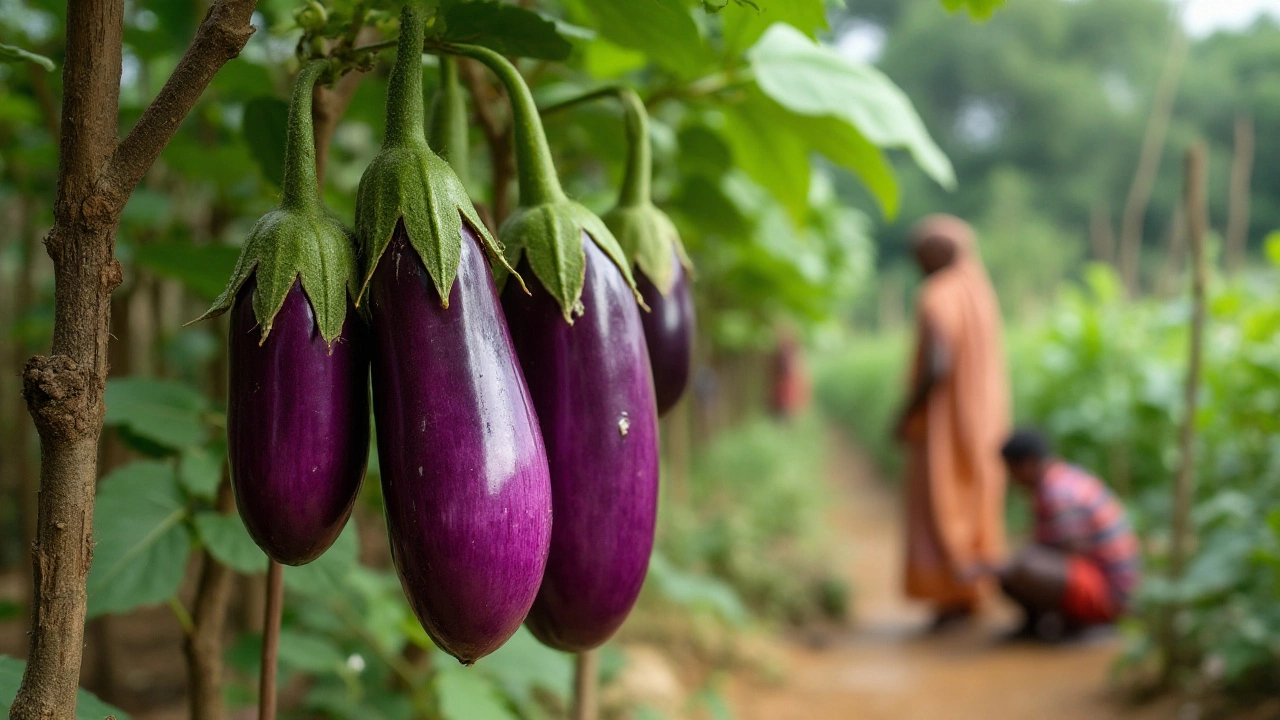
[[284, 520, 359, 597], [0, 43, 54, 71], [443, 2, 572, 61], [564, 0, 710, 76], [748, 23, 955, 189], [939, 0, 1006, 19], [104, 377, 208, 450], [194, 512, 264, 575], [243, 96, 289, 188], [133, 241, 241, 301], [721, 92, 812, 223], [721, 0, 828, 57], [1, 655, 131, 719], [478, 628, 573, 706], [436, 669, 518, 720], [87, 461, 191, 618], [277, 630, 348, 676], [178, 445, 223, 500]]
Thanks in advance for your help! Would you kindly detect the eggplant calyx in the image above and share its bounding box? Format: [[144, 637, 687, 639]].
[[602, 204, 693, 297], [447, 42, 643, 321], [194, 208, 357, 347], [193, 59, 357, 346], [354, 3, 516, 309]]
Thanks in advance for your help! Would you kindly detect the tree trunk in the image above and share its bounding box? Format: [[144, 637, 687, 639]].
[[12, 1, 257, 716], [1224, 113, 1254, 274]]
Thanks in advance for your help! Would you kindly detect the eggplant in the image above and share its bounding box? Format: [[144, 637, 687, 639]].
[[354, 5, 550, 665], [198, 60, 368, 566], [451, 43, 660, 651], [502, 237, 659, 651], [228, 276, 368, 564], [367, 225, 551, 664], [635, 251, 695, 416]]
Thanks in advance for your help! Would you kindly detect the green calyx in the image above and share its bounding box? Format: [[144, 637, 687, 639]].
[[448, 42, 642, 323], [601, 88, 693, 296], [354, 4, 512, 309], [196, 59, 357, 347]]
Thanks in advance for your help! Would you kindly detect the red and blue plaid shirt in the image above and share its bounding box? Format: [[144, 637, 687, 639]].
[[1035, 461, 1141, 605]]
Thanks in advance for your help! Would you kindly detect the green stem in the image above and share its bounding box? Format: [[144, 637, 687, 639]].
[[383, 2, 427, 150], [428, 55, 470, 186], [538, 85, 651, 208], [447, 43, 566, 207], [616, 88, 651, 208], [279, 59, 330, 212]]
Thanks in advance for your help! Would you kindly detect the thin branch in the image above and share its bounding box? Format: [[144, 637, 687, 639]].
[[258, 560, 284, 720], [95, 0, 259, 221]]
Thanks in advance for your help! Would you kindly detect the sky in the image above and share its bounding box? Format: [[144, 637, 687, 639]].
[[1184, 0, 1280, 36]]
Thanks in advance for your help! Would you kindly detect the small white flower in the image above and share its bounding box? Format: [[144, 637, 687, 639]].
[[347, 653, 366, 673]]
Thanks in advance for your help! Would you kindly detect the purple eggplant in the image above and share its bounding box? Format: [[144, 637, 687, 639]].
[[354, 6, 551, 665], [502, 236, 660, 652], [366, 225, 551, 664], [632, 250, 695, 417], [228, 276, 369, 565], [198, 60, 368, 566]]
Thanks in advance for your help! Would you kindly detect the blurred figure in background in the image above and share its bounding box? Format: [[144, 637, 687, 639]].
[[988, 430, 1140, 641], [893, 214, 1010, 632], [769, 325, 811, 420]]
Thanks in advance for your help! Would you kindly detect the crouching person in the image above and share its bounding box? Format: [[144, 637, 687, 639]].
[[993, 430, 1141, 640]]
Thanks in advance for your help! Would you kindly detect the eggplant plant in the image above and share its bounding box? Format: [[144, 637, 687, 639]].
[[450, 43, 661, 653], [355, 5, 552, 666], [196, 59, 369, 567]]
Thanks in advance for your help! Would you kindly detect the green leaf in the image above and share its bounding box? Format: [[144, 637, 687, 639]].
[[802, 115, 899, 219], [1, 655, 131, 720], [104, 377, 209, 450], [284, 520, 359, 597], [939, 0, 1006, 19], [0, 43, 54, 71], [1264, 230, 1280, 269], [748, 24, 955, 189], [243, 96, 290, 188], [443, 2, 572, 61], [721, 92, 812, 223], [194, 512, 265, 575], [133, 241, 242, 300], [178, 445, 223, 500], [478, 628, 573, 705], [564, 0, 710, 76], [87, 461, 191, 618], [721, 0, 828, 57], [277, 630, 347, 676], [436, 669, 518, 720]]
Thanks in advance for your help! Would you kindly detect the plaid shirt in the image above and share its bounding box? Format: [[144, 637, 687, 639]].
[[1035, 461, 1141, 605]]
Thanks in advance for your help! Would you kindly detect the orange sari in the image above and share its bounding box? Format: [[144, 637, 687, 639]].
[[903, 216, 1010, 609]]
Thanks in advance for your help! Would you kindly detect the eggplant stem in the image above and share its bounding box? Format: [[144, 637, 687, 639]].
[[383, 3, 429, 150], [444, 42, 567, 208], [572, 650, 600, 720], [279, 59, 329, 212], [258, 559, 285, 720], [428, 55, 470, 186], [537, 85, 652, 209]]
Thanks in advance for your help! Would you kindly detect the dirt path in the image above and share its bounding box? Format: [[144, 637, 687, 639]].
[[727, 435, 1169, 720]]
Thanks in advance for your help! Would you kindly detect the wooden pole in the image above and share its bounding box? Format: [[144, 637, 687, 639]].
[[1224, 113, 1254, 274], [258, 560, 285, 720], [571, 650, 600, 720], [1164, 142, 1208, 684]]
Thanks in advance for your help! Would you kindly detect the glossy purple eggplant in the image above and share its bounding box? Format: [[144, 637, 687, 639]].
[[228, 275, 369, 566], [502, 234, 660, 652], [367, 223, 552, 665], [636, 249, 695, 417]]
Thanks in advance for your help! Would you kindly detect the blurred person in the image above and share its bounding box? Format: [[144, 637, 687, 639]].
[[893, 214, 1010, 632], [769, 325, 811, 420], [981, 430, 1140, 641]]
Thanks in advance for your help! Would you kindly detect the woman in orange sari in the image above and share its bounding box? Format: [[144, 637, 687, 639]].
[[893, 215, 1010, 631]]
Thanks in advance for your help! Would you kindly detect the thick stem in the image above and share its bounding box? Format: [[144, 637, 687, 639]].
[[615, 89, 651, 208], [383, 3, 428, 150], [280, 60, 329, 212], [429, 55, 471, 186], [259, 559, 285, 720], [448, 43, 565, 207], [572, 650, 599, 720]]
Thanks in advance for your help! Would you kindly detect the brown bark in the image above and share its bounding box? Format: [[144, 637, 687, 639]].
[[459, 58, 514, 228], [1118, 28, 1188, 297], [1224, 113, 1254, 274], [12, 2, 258, 717], [258, 560, 285, 720], [185, 484, 237, 720]]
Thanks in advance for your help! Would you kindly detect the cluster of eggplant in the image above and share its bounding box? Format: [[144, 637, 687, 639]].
[[198, 3, 695, 666]]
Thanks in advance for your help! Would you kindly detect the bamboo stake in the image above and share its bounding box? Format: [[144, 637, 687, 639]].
[[572, 650, 600, 720], [1164, 142, 1208, 684], [1224, 113, 1254, 274]]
